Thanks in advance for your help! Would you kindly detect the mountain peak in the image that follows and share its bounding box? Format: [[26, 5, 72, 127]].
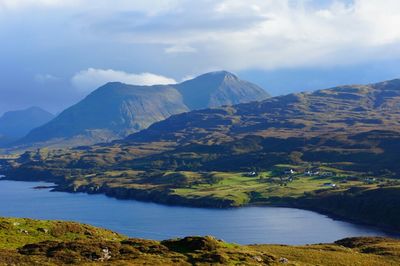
[[193, 71, 238, 82], [25, 106, 42, 111], [176, 71, 269, 110], [102, 81, 125, 87], [0, 107, 54, 144], [1, 106, 52, 119], [93, 82, 129, 93]]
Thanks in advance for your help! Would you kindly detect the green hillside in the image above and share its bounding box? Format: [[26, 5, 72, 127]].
[[0, 217, 399, 265]]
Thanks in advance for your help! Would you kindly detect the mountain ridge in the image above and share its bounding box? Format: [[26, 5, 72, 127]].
[[101, 77, 400, 176], [14, 71, 269, 149], [125, 78, 400, 145], [12, 77, 400, 175]]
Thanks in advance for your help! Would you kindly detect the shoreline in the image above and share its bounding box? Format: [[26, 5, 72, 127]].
[[1, 177, 399, 239]]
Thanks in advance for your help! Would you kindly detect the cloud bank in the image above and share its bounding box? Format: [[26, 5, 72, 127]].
[[2, 0, 400, 72], [71, 68, 176, 91], [1, 0, 400, 114]]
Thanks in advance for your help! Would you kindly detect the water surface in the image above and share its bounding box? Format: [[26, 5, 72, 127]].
[[0, 180, 395, 245]]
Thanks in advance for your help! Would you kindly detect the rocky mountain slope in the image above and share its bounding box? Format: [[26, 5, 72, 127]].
[[17, 84, 189, 147], [14, 78, 396, 178], [103, 79, 400, 174], [0, 107, 54, 146], [126, 78, 400, 144], [11, 78, 400, 174], [14, 71, 269, 149]]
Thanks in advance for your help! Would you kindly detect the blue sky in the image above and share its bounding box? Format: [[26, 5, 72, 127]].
[[1, 0, 400, 115]]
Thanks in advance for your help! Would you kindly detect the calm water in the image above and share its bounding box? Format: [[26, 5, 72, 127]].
[[0, 180, 395, 245]]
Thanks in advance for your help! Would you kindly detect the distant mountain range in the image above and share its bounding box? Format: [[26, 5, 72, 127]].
[[14, 71, 269, 149], [28, 78, 398, 176], [9, 74, 400, 178], [116, 78, 400, 174], [10, 78, 400, 175], [0, 107, 54, 146]]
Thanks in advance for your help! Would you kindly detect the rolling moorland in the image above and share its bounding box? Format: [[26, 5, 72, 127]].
[[2, 78, 400, 232], [0, 217, 399, 265]]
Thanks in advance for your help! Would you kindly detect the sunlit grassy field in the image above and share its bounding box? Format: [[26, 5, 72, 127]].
[[172, 169, 367, 206], [59, 163, 387, 208]]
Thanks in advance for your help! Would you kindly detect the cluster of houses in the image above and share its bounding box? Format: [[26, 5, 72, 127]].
[[244, 167, 337, 179], [304, 170, 319, 176], [323, 182, 338, 188], [283, 169, 296, 175], [242, 166, 383, 190], [282, 168, 336, 177], [280, 168, 340, 188], [243, 171, 258, 177], [364, 177, 378, 184], [304, 170, 335, 177]]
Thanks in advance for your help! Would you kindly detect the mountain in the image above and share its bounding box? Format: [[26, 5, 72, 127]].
[[175, 71, 269, 109], [0, 107, 54, 145], [12, 78, 400, 175], [126, 79, 400, 144], [112, 78, 400, 175], [18, 84, 189, 146], [15, 71, 269, 148]]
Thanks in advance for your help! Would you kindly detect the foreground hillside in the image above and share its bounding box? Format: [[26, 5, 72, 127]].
[[0, 217, 399, 265]]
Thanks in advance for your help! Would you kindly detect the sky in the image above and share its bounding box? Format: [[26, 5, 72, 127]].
[[1, 0, 400, 115]]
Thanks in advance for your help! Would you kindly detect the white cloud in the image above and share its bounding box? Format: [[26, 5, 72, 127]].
[[35, 74, 59, 83], [0, 0, 180, 15], [90, 0, 400, 70], [165, 44, 197, 54], [0, 0, 79, 9], [71, 68, 176, 91], [2, 0, 400, 73]]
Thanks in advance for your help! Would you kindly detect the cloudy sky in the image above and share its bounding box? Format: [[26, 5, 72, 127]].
[[1, 0, 400, 115]]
